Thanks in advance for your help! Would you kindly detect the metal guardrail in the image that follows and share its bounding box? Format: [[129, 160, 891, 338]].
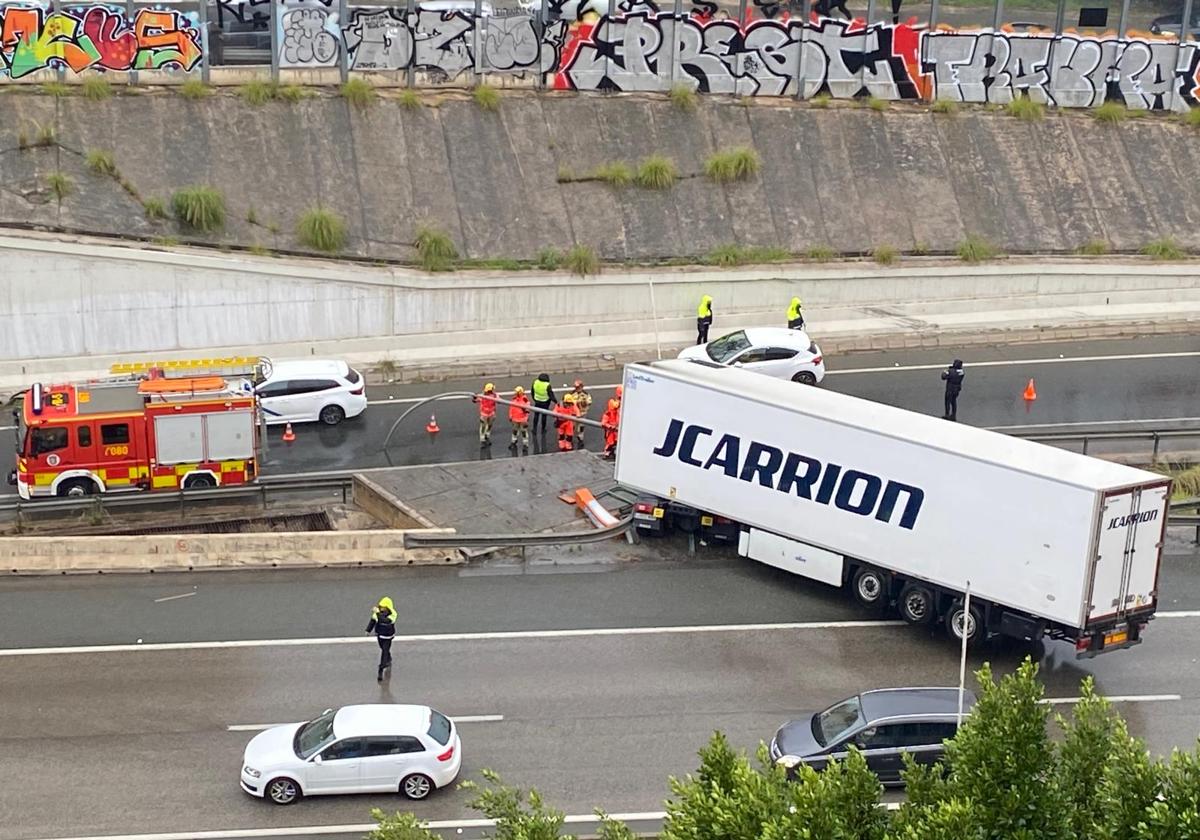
[[0, 475, 354, 516], [1013, 428, 1200, 459], [402, 516, 633, 549]]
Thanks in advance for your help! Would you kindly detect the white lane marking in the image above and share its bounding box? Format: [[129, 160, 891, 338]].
[[0, 424, 13, 431], [1157, 611, 1200, 618], [1042, 694, 1182, 705], [226, 714, 504, 732], [22, 812, 670, 840], [0, 619, 904, 657], [152, 591, 197, 603], [363, 351, 1200, 405]]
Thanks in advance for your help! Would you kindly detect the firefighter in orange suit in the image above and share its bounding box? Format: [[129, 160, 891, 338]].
[[508, 385, 531, 452], [555, 393, 577, 452], [601, 396, 621, 460], [475, 382, 497, 446]]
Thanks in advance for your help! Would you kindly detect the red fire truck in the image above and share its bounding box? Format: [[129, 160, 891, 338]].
[[9, 358, 267, 500]]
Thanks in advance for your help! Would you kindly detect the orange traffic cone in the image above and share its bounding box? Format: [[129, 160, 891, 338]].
[[1023, 379, 1037, 402], [426, 414, 440, 434], [282, 422, 296, 444]]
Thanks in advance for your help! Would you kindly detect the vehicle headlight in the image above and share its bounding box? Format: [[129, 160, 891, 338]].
[[776, 755, 801, 769], [243, 765, 262, 778]]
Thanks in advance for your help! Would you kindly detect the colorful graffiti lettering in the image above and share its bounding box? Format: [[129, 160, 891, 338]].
[[0, 5, 202, 78]]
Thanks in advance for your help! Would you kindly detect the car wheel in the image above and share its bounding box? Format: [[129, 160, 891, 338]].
[[791, 371, 817, 385], [945, 600, 984, 645], [182, 473, 217, 490], [266, 777, 301, 805], [898, 583, 935, 625], [57, 478, 97, 498], [851, 567, 886, 608], [319, 405, 346, 426], [401, 773, 434, 800]]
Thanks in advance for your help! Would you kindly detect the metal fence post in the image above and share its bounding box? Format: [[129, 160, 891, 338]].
[[127, 0, 140, 86], [1116, 0, 1130, 38], [473, 0, 483, 85], [406, 0, 416, 88], [536, 0, 548, 89], [669, 0, 683, 85], [794, 0, 809, 99], [1172, 0, 1195, 111], [270, 0, 280, 81], [339, 0, 349, 83], [929, 0, 940, 29], [197, 0, 211, 84]]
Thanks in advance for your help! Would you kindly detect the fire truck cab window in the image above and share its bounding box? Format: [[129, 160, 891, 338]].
[[101, 423, 131, 446], [78, 426, 92, 448], [31, 427, 68, 456]]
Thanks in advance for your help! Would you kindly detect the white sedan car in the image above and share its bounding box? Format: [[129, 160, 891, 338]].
[[255, 359, 367, 426], [679, 327, 826, 384], [240, 704, 462, 805]]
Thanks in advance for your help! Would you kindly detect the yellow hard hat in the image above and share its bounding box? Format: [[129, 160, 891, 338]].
[[564, 392, 577, 403], [514, 385, 525, 394], [484, 382, 495, 392]]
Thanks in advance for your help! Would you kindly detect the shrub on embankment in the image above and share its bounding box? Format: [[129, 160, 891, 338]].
[[365, 661, 1200, 840], [3, 90, 1200, 265]]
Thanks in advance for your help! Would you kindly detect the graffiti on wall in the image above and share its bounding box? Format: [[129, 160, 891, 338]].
[[0, 5, 202, 77], [340, 7, 566, 78]]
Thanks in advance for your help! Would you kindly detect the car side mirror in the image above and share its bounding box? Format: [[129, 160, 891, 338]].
[[732, 362, 743, 368], [313, 754, 324, 765]]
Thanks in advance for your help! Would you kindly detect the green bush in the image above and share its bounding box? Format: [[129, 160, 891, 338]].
[[86, 150, 118, 177], [472, 83, 500, 112], [171, 186, 226, 232], [805, 244, 836, 261], [238, 80, 277, 105], [341, 78, 376, 109], [593, 161, 633, 187], [703, 147, 761, 183], [143, 197, 168, 221], [634, 155, 677, 189], [1006, 96, 1044, 121], [1140, 237, 1186, 260], [1184, 108, 1200, 127], [668, 83, 697, 112], [297, 207, 348, 254], [565, 244, 599, 277], [872, 244, 898, 265], [47, 172, 72, 200], [931, 99, 958, 114], [179, 79, 211, 100], [957, 234, 1000, 263], [276, 84, 310, 103], [708, 244, 791, 266], [398, 89, 421, 110], [809, 93, 832, 108], [1093, 101, 1128, 123], [1077, 239, 1111, 256], [912, 241, 931, 255], [866, 96, 888, 111], [81, 77, 112, 101], [41, 81, 70, 97], [415, 226, 458, 270], [535, 247, 562, 270]]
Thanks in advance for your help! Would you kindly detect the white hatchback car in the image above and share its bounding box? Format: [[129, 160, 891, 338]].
[[255, 360, 366, 426], [240, 704, 462, 805], [678, 327, 826, 384]]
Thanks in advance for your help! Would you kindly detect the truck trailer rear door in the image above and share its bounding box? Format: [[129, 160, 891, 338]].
[[1087, 482, 1170, 629]]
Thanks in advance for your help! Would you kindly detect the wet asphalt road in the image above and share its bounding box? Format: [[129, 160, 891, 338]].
[[2, 539, 1199, 840], [259, 336, 1200, 475]]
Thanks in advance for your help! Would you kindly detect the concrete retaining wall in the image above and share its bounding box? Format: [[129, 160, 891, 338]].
[[0, 529, 461, 574], [3, 92, 1200, 265], [1, 231, 1198, 383]]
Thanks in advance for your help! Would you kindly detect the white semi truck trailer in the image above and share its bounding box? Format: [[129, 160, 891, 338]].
[[615, 360, 1170, 657]]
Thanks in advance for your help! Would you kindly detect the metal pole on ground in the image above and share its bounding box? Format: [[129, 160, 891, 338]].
[[794, 0, 810, 99], [128, 0, 141, 86], [473, 0, 483, 85], [270, 0, 280, 82], [957, 580, 972, 729], [338, 0, 350, 83], [407, 0, 416, 88], [1172, 0, 1195, 111]]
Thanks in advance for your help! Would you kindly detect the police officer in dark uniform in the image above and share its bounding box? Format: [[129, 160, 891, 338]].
[[941, 359, 965, 421]]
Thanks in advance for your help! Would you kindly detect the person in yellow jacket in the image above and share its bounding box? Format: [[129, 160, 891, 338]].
[[787, 297, 805, 330], [365, 596, 396, 681], [697, 295, 713, 344]]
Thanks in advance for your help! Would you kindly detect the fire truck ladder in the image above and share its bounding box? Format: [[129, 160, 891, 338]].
[[109, 356, 271, 383]]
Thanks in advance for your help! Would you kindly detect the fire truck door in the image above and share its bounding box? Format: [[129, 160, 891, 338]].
[[97, 421, 143, 483]]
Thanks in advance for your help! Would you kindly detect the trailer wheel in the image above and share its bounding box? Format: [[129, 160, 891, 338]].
[[851, 567, 886, 608], [945, 601, 984, 645], [898, 584, 935, 625]]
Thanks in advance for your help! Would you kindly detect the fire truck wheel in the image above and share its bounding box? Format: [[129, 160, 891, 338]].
[[182, 474, 217, 490], [57, 478, 97, 498], [319, 405, 346, 426]]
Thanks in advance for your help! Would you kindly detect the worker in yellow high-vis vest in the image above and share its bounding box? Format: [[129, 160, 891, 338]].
[[696, 294, 713, 344]]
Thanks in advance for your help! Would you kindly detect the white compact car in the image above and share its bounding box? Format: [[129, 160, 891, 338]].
[[240, 704, 462, 805], [679, 327, 826, 385], [255, 359, 366, 426]]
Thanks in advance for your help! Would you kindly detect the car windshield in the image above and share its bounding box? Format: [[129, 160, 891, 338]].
[[427, 710, 452, 746], [813, 695, 865, 747], [706, 331, 751, 363], [293, 709, 337, 759]]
